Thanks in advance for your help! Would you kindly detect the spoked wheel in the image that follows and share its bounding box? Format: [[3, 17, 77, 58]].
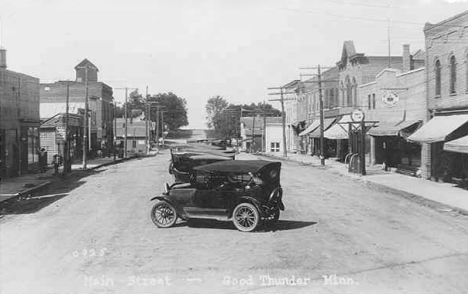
[[264, 206, 280, 227], [232, 203, 260, 232], [151, 201, 178, 228]]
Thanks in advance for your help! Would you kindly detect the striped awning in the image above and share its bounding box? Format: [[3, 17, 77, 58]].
[[309, 118, 337, 138], [324, 115, 352, 140], [299, 121, 320, 136]]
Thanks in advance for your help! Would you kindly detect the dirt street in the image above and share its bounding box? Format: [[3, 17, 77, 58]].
[[1, 151, 468, 294]]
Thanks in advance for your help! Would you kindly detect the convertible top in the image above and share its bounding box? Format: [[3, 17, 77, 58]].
[[193, 160, 280, 174]]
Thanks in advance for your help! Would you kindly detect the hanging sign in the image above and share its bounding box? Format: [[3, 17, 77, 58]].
[[351, 109, 365, 122], [382, 90, 399, 107]]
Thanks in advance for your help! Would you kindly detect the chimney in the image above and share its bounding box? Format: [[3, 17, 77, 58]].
[[0, 47, 6, 69], [402, 44, 410, 72]]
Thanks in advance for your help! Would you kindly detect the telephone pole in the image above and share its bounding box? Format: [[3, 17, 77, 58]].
[[114, 87, 137, 158], [83, 66, 89, 169], [299, 66, 337, 165], [317, 65, 325, 166], [145, 86, 149, 154], [267, 87, 296, 157]]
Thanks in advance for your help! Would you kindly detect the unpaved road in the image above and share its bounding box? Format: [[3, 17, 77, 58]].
[[1, 151, 468, 294]]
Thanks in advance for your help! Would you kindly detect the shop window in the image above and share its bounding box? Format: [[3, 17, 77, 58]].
[[132, 140, 137, 148], [450, 55, 457, 94], [270, 142, 280, 152], [435, 59, 441, 97]]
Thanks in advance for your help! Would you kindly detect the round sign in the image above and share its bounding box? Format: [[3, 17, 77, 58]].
[[351, 109, 365, 122], [382, 90, 399, 107]]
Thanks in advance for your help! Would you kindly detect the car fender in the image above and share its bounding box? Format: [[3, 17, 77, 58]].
[[150, 195, 172, 203], [233, 196, 265, 218]]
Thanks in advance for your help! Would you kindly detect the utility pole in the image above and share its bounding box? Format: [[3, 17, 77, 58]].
[[114, 87, 137, 158], [145, 86, 149, 154], [83, 66, 89, 169], [124, 87, 128, 158], [113, 101, 116, 160], [161, 109, 165, 148], [268, 87, 296, 157], [65, 80, 71, 173], [251, 112, 256, 153], [263, 101, 267, 152], [317, 65, 325, 166], [299, 66, 338, 164]]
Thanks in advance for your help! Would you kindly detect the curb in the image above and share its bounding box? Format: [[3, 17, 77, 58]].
[[0, 180, 53, 205], [257, 153, 468, 217]]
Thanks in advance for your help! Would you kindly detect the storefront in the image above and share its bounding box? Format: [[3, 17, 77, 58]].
[[40, 114, 83, 165], [324, 115, 352, 162], [408, 114, 468, 182], [369, 120, 422, 172], [308, 118, 337, 158]]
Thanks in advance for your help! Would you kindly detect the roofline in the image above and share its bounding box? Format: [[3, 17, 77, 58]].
[[424, 10, 468, 32]]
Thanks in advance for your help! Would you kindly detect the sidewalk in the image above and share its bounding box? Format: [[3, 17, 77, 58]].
[[0, 150, 158, 204], [259, 152, 468, 215]]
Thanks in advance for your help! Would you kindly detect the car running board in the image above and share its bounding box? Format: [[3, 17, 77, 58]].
[[185, 207, 229, 221]]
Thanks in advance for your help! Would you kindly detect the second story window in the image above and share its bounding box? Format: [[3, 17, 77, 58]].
[[450, 55, 457, 94], [368, 94, 371, 109], [372, 93, 376, 109], [435, 59, 442, 97]]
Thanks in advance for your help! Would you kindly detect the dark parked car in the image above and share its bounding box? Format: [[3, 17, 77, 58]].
[[169, 153, 232, 183], [150, 160, 284, 232]]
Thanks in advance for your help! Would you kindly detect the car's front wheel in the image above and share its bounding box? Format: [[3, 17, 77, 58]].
[[151, 201, 178, 228], [232, 203, 260, 232]]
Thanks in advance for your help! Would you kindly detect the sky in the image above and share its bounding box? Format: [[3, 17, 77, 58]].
[[1, 0, 467, 128]]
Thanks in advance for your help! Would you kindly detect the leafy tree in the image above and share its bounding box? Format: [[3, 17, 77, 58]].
[[147, 92, 189, 132], [206, 96, 229, 128], [205, 97, 281, 138], [117, 90, 188, 133]]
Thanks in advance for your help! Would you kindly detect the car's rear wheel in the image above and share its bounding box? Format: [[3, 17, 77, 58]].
[[232, 203, 260, 232], [151, 201, 178, 228]]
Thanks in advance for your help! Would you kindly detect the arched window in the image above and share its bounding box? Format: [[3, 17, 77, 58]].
[[346, 76, 352, 107], [340, 82, 345, 107], [435, 59, 441, 97], [450, 55, 457, 94]]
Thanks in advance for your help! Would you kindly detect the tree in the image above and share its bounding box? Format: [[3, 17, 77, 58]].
[[117, 90, 188, 133], [147, 92, 189, 132], [205, 97, 281, 138], [206, 96, 229, 128]]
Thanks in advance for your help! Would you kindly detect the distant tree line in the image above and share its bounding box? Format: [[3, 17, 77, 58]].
[[205, 95, 282, 138], [116, 90, 189, 132]]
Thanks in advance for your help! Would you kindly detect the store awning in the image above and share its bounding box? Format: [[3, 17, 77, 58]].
[[368, 120, 421, 137], [324, 115, 352, 140], [407, 114, 468, 143], [309, 118, 337, 138], [444, 136, 468, 154], [299, 121, 320, 136]]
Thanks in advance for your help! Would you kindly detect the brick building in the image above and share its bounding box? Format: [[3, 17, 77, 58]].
[[0, 48, 41, 177], [408, 10, 468, 182], [40, 59, 114, 152], [358, 44, 426, 175]]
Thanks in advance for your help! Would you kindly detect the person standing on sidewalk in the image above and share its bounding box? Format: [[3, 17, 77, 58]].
[[38, 148, 47, 173]]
